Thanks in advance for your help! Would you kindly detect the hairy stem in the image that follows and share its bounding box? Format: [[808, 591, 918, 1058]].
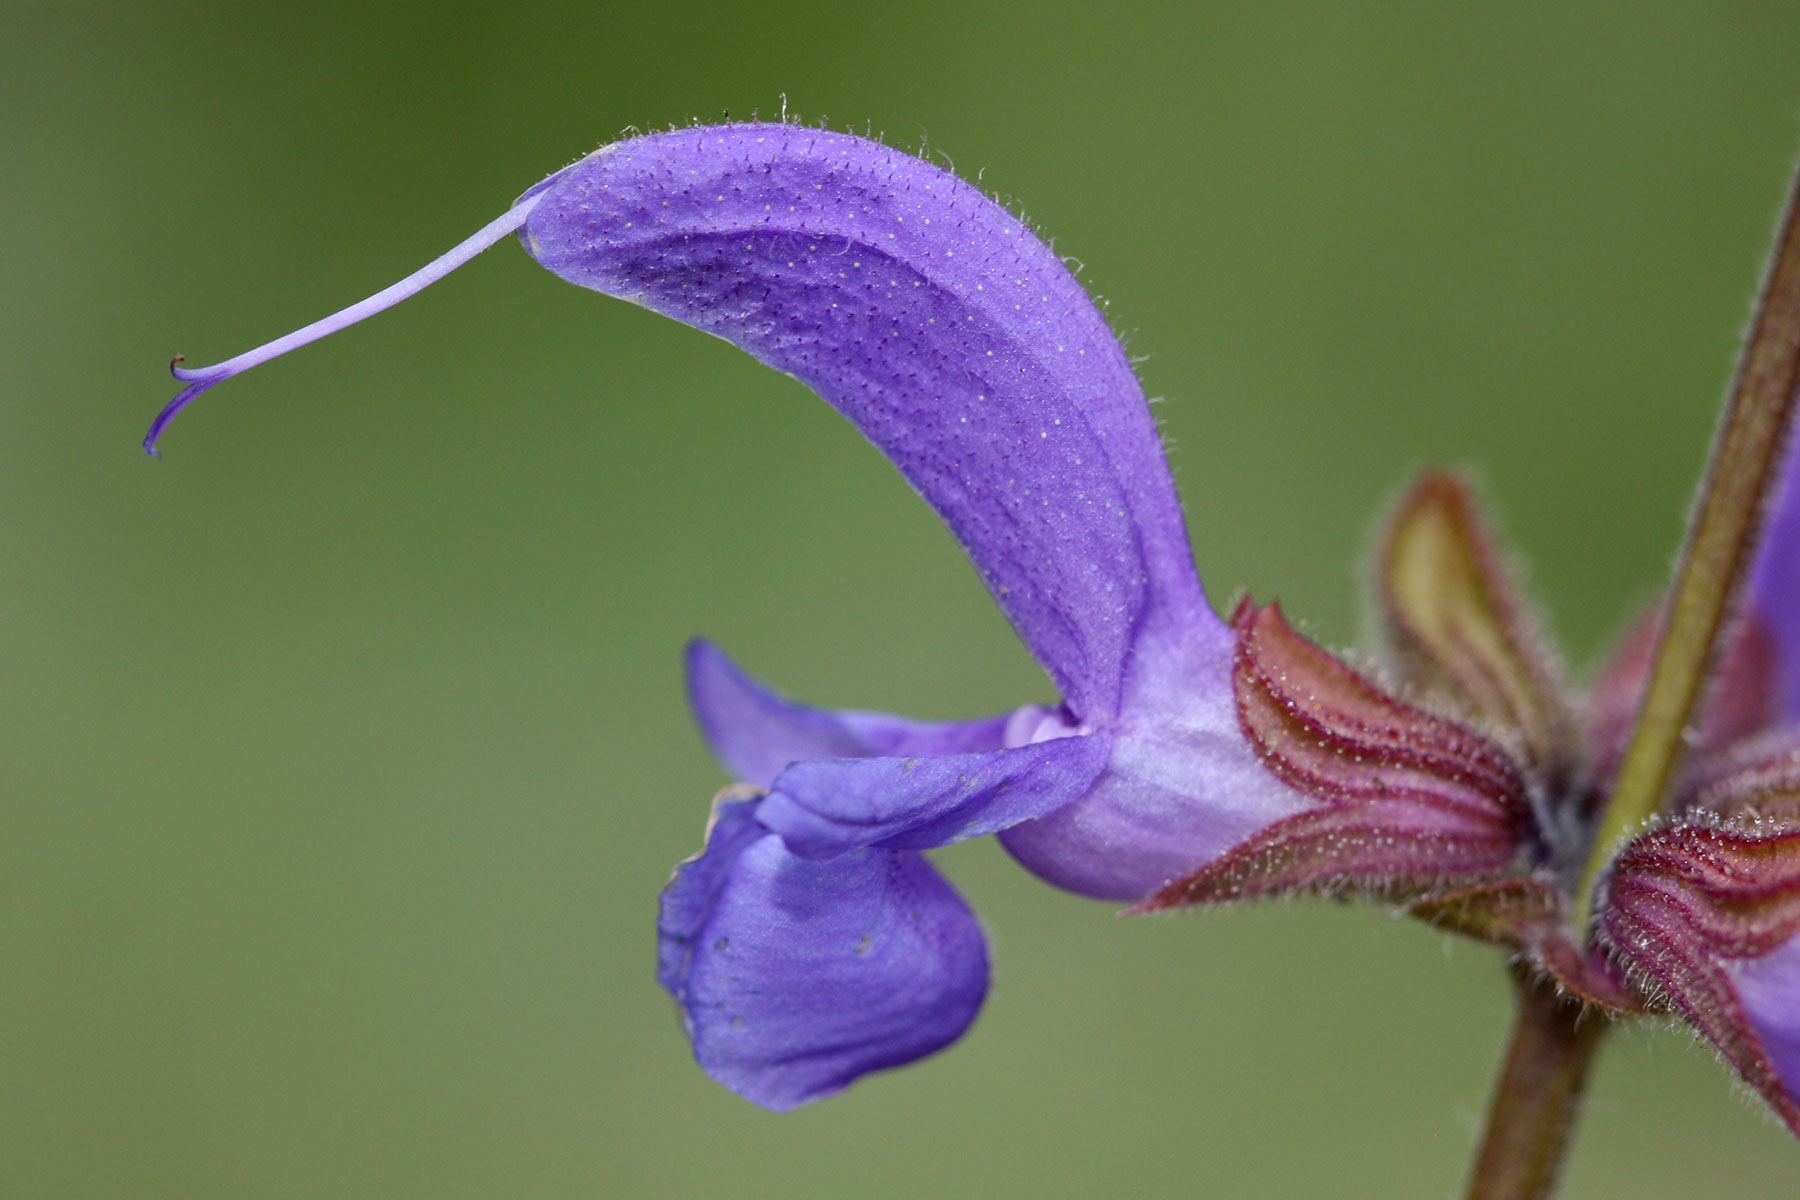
[[1578, 162, 1800, 921], [1465, 974, 1606, 1200]]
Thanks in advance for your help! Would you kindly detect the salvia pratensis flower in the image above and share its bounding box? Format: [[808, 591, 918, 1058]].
[[147, 124, 1800, 1131]]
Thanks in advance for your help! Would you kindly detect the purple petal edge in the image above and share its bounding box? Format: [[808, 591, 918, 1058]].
[[1725, 930, 1800, 1116], [1750, 433, 1800, 721], [757, 727, 1114, 858], [684, 638, 1020, 789]]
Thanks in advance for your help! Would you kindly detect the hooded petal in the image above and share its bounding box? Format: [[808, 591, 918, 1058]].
[[657, 796, 987, 1111], [519, 125, 1211, 721], [1749, 434, 1800, 723], [685, 638, 1029, 789]]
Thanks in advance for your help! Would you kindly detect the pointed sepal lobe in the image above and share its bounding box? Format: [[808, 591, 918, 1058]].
[[1376, 471, 1572, 771]]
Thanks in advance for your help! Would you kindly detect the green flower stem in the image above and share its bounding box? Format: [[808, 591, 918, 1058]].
[[1577, 163, 1800, 925], [1464, 972, 1607, 1200]]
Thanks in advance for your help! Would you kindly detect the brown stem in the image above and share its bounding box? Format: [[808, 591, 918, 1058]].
[[1464, 973, 1607, 1200]]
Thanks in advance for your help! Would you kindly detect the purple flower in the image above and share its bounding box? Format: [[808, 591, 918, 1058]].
[[146, 124, 1800, 1130], [147, 125, 1325, 1109], [516, 126, 1320, 1108]]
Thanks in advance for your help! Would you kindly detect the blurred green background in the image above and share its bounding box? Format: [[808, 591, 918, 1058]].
[[7, 1, 1800, 1195]]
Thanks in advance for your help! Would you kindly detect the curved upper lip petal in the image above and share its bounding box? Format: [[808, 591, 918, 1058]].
[[520, 124, 1214, 722]]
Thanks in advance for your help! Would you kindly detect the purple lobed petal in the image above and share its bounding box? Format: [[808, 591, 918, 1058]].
[[657, 797, 987, 1111], [519, 125, 1210, 722], [657, 796, 768, 996], [756, 727, 1115, 858], [685, 638, 1027, 789]]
